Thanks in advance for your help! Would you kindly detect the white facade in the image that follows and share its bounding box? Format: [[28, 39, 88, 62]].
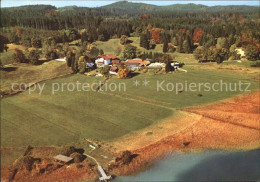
[[148, 62, 165, 68], [95, 58, 111, 67]]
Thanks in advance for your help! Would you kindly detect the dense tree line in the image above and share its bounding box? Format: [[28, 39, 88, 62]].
[[1, 4, 259, 62]]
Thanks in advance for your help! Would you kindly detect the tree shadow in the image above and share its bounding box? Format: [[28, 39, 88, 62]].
[[75, 148, 85, 154], [130, 72, 140, 77], [176, 149, 260, 181], [2, 67, 18, 72], [126, 40, 133, 44]]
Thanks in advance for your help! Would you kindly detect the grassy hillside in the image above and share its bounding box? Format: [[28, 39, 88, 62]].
[[106, 67, 259, 108], [1, 61, 72, 95], [1, 74, 173, 147], [93, 38, 124, 56], [94, 37, 197, 63], [1, 68, 258, 147], [0, 52, 14, 65]]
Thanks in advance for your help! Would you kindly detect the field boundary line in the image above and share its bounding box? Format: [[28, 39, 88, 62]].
[[182, 110, 260, 131], [99, 92, 175, 111]]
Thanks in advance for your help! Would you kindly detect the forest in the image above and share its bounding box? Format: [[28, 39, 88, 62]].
[[0, 1, 259, 66]]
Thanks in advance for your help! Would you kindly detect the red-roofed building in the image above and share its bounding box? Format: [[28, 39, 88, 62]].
[[99, 54, 117, 60], [126, 58, 150, 66], [95, 54, 118, 67], [126, 58, 143, 63]]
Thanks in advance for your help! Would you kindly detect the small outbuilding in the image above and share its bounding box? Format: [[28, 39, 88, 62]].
[[53, 154, 73, 164]]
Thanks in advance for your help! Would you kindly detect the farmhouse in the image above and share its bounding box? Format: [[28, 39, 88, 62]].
[[126, 58, 150, 69], [126, 58, 150, 66], [95, 54, 117, 67]]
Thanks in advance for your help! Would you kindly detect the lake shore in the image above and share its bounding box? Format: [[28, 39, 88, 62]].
[[1, 91, 259, 181], [111, 90, 260, 176]]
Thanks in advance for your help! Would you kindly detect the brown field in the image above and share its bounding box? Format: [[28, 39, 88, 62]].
[[111, 90, 260, 175]]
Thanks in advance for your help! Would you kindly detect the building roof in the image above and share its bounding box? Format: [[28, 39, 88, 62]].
[[53, 154, 73, 163], [139, 61, 150, 66], [125, 62, 140, 66], [126, 58, 143, 63], [99, 54, 117, 60]]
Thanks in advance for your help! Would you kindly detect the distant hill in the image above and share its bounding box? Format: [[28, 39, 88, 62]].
[[3, 4, 56, 11], [1, 1, 258, 19], [101, 1, 157, 11], [101, 1, 258, 12]]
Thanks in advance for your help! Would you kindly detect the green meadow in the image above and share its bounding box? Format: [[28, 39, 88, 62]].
[[1, 68, 259, 148], [107, 67, 259, 108], [1, 75, 173, 147]]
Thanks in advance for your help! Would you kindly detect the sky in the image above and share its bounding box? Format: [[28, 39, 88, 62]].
[[1, 0, 259, 8]]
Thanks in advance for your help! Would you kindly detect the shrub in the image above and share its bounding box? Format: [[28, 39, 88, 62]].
[[13, 156, 35, 171], [120, 35, 128, 45], [116, 150, 135, 165], [0, 59, 2, 70], [12, 49, 27, 63], [46, 50, 58, 60], [123, 45, 137, 59], [100, 65, 110, 77], [59, 146, 76, 156], [77, 56, 86, 74], [70, 152, 85, 163], [251, 61, 260, 67], [28, 49, 40, 65], [118, 63, 130, 78], [31, 38, 42, 48], [245, 44, 259, 61]]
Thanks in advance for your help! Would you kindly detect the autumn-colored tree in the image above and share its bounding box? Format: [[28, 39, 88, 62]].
[[118, 62, 130, 79], [120, 35, 128, 45], [193, 28, 203, 43], [78, 56, 87, 74], [149, 28, 164, 44], [12, 48, 27, 63]]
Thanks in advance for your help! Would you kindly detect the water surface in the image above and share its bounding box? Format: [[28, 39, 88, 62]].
[[115, 149, 260, 181]]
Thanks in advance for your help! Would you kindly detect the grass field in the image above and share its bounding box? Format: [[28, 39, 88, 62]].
[[106, 66, 259, 108], [1, 67, 258, 148], [222, 60, 260, 67], [0, 44, 29, 66], [1, 61, 72, 95], [1, 74, 173, 147], [0, 52, 14, 65], [93, 37, 197, 63], [94, 38, 124, 56]]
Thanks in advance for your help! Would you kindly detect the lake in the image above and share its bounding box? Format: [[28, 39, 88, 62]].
[[115, 149, 260, 181]]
